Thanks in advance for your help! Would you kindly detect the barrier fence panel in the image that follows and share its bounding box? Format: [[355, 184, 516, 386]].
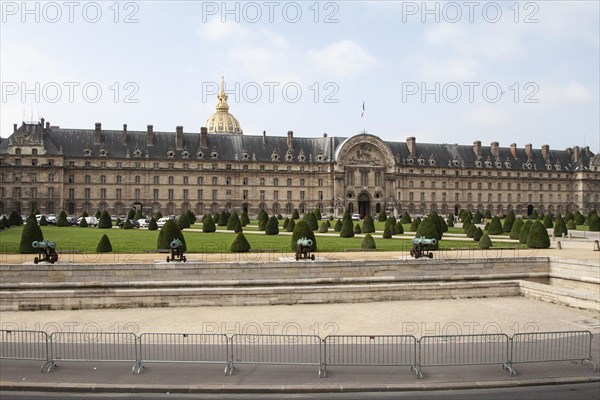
[[0, 330, 52, 372], [323, 335, 418, 378], [47, 332, 139, 373], [510, 331, 597, 374], [418, 334, 512, 378], [231, 334, 323, 376], [137, 333, 230, 374]]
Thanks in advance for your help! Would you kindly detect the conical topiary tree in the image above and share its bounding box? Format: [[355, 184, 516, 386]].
[[487, 216, 503, 235], [519, 220, 533, 244], [277, 213, 283, 220], [19, 218, 44, 253], [567, 220, 576, 230], [292, 209, 300, 219], [473, 210, 483, 224], [479, 233, 492, 249], [382, 227, 392, 239], [334, 219, 342, 232], [265, 215, 280, 235], [305, 212, 318, 231], [227, 211, 241, 231], [154, 211, 163, 220], [543, 214, 553, 228], [361, 233, 376, 250], [202, 214, 216, 233], [9, 210, 23, 226], [38, 215, 48, 226], [340, 213, 354, 238], [95, 210, 102, 219], [588, 213, 600, 231], [362, 214, 375, 233], [473, 227, 483, 242], [234, 220, 243, 233], [537, 211, 545, 221], [123, 219, 133, 229], [377, 210, 387, 222], [148, 217, 158, 231], [574, 211, 585, 225], [157, 219, 187, 251], [503, 210, 515, 233], [400, 212, 411, 224], [186, 210, 197, 225], [384, 218, 396, 235], [313, 208, 322, 221], [395, 221, 404, 234], [286, 218, 296, 232], [97, 234, 113, 253], [553, 215, 568, 237], [79, 217, 88, 227], [283, 217, 290, 230], [127, 209, 135, 220], [466, 223, 476, 238], [177, 213, 191, 230], [415, 218, 439, 246], [564, 211, 574, 222], [510, 218, 524, 240], [258, 210, 269, 231], [484, 210, 492, 220], [98, 210, 112, 229], [240, 210, 250, 226], [218, 210, 228, 226], [530, 210, 539, 220], [230, 232, 251, 252], [354, 223, 362, 234], [527, 220, 550, 248], [409, 217, 421, 232], [291, 220, 317, 252], [318, 222, 328, 233]]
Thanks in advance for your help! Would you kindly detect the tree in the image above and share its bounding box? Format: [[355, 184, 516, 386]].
[[306, 212, 319, 231], [127, 209, 135, 220], [510, 218, 524, 240], [566, 220, 576, 230], [218, 210, 228, 226], [530, 210, 539, 220], [98, 210, 112, 229], [409, 217, 421, 232], [466, 223, 476, 238], [234, 220, 243, 233], [361, 233, 376, 250], [19, 218, 44, 254], [362, 214, 375, 233], [473, 210, 483, 224], [79, 217, 88, 227], [377, 210, 387, 222], [95, 210, 102, 219], [313, 208, 322, 221], [9, 210, 22, 226], [292, 209, 299, 219], [265, 215, 280, 235], [564, 211, 574, 222], [334, 219, 342, 232], [543, 214, 554, 228], [286, 218, 296, 232], [527, 220, 550, 249], [395, 221, 404, 234], [354, 223, 362, 234], [97, 234, 113, 253], [574, 211, 585, 225], [202, 214, 216, 233], [340, 213, 354, 238], [484, 210, 492, 220], [39, 215, 48, 226], [384, 218, 396, 235], [283, 217, 290, 230], [487, 216, 503, 235], [134, 209, 143, 220], [154, 211, 163, 220], [186, 210, 197, 225], [553, 215, 568, 237], [473, 227, 483, 242], [257, 209, 269, 231], [227, 211, 241, 231], [230, 232, 251, 252], [447, 218, 454, 228], [318, 222, 328, 233], [177, 213, 191, 230], [479, 233, 492, 249], [415, 217, 439, 244], [588, 213, 600, 232], [240, 210, 250, 226], [148, 217, 158, 231], [157, 219, 187, 251], [123, 219, 133, 229], [463, 213, 472, 226], [537, 211, 545, 221], [503, 210, 516, 233], [291, 220, 317, 252], [400, 212, 412, 224], [382, 227, 392, 239], [519, 220, 533, 244]]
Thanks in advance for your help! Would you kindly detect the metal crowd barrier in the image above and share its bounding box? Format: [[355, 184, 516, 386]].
[[47, 331, 140, 373], [137, 333, 231, 374], [323, 335, 418, 378], [509, 331, 597, 374], [0, 330, 53, 372], [230, 334, 323, 376], [417, 333, 513, 378]]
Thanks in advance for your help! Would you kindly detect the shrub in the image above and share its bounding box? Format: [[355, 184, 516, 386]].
[[313, 208, 322, 221], [265, 215, 280, 235], [291, 220, 317, 252], [234, 220, 243, 233], [340, 213, 354, 238], [292, 209, 300, 219], [429, 213, 443, 239], [537, 211, 545, 221], [463, 213, 472, 226], [484, 222, 490, 230], [447, 213, 454, 225], [415, 217, 439, 244], [574, 211, 585, 225], [588, 213, 600, 232], [306, 212, 319, 231], [126, 209, 135, 220], [202, 214, 216, 233], [409, 218, 420, 232], [240, 211, 250, 226], [466, 223, 476, 238], [277, 213, 283, 220], [227, 211, 241, 230], [447, 218, 454, 227], [177, 213, 190, 230], [334, 219, 342, 232], [484, 210, 492, 220], [213, 213, 219, 225], [218, 210, 228, 226], [187, 210, 197, 224], [95, 210, 102, 219], [509, 218, 524, 240], [384, 218, 396, 235], [39, 215, 48, 226], [503, 210, 516, 233], [325, 220, 331, 228], [318, 222, 329, 233], [361, 233, 376, 250], [473, 210, 483, 224], [286, 218, 295, 232], [97, 234, 112, 253], [283, 217, 290, 230], [230, 232, 251, 252], [9, 210, 22, 226], [395, 221, 404, 234], [487, 216, 503, 235], [527, 221, 550, 249], [566, 220, 576, 230], [79, 217, 88, 227], [98, 210, 112, 229], [134, 209, 143, 220], [382, 227, 392, 239], [400, 212, 411, 224], [258, 210, 269, 231], [377, 210, 387, 222], [519, 220, 533, 244], [354, 223, 362, 234], [123, 219, 133, 229], [19, 218, 44, 254], [543, 214, 553, 228], [479, 233, 492, 249], [154, 211, 163, 220], [157, 219, 187, 251], [564, 211, 574, 222], [473, 227, 483, 242], [148, 217, 158, 231], [553, 215, 568, 237], [530, 210, 538, 220], [362, 214, 375, 233]]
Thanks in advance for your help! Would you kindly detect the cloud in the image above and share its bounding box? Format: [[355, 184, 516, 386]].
[[307, 40, 378, 78], [196, 19, 247, 41], [543, 82, 594, 104]]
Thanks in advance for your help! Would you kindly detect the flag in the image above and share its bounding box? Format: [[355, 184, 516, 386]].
[[361, 101, 365, 118]]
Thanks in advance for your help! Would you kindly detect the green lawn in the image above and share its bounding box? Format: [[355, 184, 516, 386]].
[[0, 222, 523, 254]]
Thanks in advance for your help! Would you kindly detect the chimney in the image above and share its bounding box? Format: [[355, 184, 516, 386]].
[[572, 145, 580, 162], [176, 126, 184, 149], [510, 143, 517, 158], [40, 117, 45, 128], [122, 124, 128, 144], [94, 122, 102, 144], [490, 141, 499, 159], [45, 122, 50, 130], [262, 130, 266, 144], [472, 140, 482, 157], [13, 123, 17, 132], [287, 130, 293, 149], [146, 125, 154, 146], [323, 132, 327, 137], [406, 136, 416, 156], [541, 144, 550, 161], [525, 143, 532, 159], [200, 127, 208, 148]]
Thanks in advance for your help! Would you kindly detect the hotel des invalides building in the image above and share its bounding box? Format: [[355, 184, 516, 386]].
[[1, 80, 599, 220]]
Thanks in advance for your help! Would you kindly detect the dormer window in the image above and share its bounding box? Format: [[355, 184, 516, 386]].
[[182, 147, 190, 159], [285, 149, 293, 162], [167, 146, 175, 159], [197, 149, 204, 159], [417, 155, 425, 166], [271, 148, 280, 161], [546, 163, 553, 171], [406, 157, 414, 165], [495, 160, 502, 168], [133, 146, 142, 158], [99, 146, 108, 157], [524, 161, 532, 170], [428, 154, 436, 167], [452, 158, 460, 167], [83, 145, 92, 157], [242, 147, 249, 160], [211, 146, 218, 159], [554, 162, 562, 171], [475, 159, 483, 168], [298, 149, 306, 162]]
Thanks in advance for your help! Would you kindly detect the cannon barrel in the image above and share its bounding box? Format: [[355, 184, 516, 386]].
[[170, 238, 183, 248], [32, 240, 56, 249], [411, 236, 437, 246], [296, 237, 313, 247]]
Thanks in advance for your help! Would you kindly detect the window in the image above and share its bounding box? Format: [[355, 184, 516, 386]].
[[212, 189, 217, 201], [153, 189, 159, 200], [226, 164, 232, 170], [287, 191, 292, 201], [100, 175, 106, 184], [153, 176, 159, 184], [420, 181, 425, 189], [30, 173, 37, 182], [212, 164, 218, 170], [100, 188, 106, 199], [116, 188, 122, 199], [347, 170, 354, 186], [183, 177, 189, 185], [197, 177, 204, 185], [68, 188, 74, 199], [318, 179, 323, 186], [274, 178, 279, 186], [168, 176, 174, 185], [243, 177, 248, 185], [212, 177, 218, 185], [243, 190, 248, 200], [375, 172, 382, 186], [361, 171, 368, 186], [135, 176, 141, 184], [260, 178, 265, 186], [274, 190, 279, 201], [48, 173, 54, 182], [300, 178, 305, 186], [31, 159, 37, 166], [168, 189, 174, 200], [226, 177, 232, 185], [287, 178, 292, 186], [85, 175, 91, 183], [300, 191, 305, 201], [183, 189, 188, 200], [198, 189, 203, 200], [318, 191, 323, 200], [260, 190, 265, 201], [84, 188, 91, 199]]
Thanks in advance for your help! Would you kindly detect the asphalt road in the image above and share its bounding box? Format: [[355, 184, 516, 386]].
[[2, 383, 600, 399]]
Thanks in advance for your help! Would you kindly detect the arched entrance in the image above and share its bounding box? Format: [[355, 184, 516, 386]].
[[358, 192, 370, 218], [527, 204, 534, 216]]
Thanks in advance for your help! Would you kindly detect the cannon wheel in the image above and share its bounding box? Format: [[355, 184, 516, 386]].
[[311, 254, 315, 260], [34, 257, 39, 264], [166, 257, 170, 263], [428, 252, 433, 259], [183, 256, 187, 262]]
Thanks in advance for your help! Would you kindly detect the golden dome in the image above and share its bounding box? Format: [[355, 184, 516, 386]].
[[205, 75, 243, 134]]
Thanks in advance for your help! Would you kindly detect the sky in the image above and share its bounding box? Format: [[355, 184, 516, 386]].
[[1, 0, 599, 153]]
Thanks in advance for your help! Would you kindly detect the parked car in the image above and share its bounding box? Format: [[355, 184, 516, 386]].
[[156, 217, 173, 228], [119, 219, 140, 228], [66, 216, 78, 226], [137, 218, 150, 227], [46, 214, 57, 224], [352, 213, 361, 221], [77, 216, 99, 227]]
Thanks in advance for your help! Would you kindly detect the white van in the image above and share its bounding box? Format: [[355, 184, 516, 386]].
[[77, 216, 99, 227], [156, 217, 172, 228]]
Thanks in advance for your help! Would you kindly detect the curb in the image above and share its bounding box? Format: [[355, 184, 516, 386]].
[[2, 377, 600, 393]]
